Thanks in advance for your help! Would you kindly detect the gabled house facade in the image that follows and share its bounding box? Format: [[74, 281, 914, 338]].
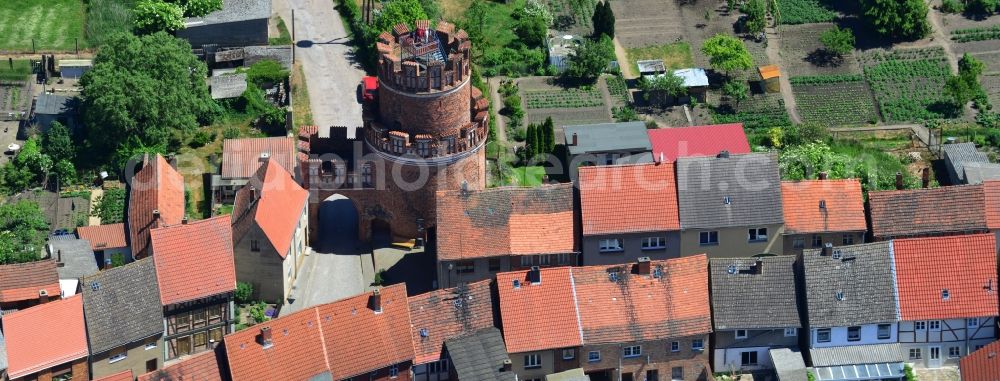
[[709, 256, 802, 374], [3, 295, 88, 381], [436, 184, 577, 288], [83, 258, 165, 379], [562, 121, 653, 178], [892, 234, 999, 368], [231, 159, 309, 304], [150, 215, 236, 361], [780, 179, 867, 255], [408, 280, 495, 381], [127, 154, 185, 260], [578, 162, 681, 265], [676, 152, 784, 257]]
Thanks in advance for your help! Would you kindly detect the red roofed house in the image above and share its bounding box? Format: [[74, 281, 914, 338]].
[[3, 295, 88, 381], [76, 222, 131, 267], [435, 184, 577, 288], [0, 259, 61, 311], [646, 123, 750, 162], [868, 184, 989, 241], [137, 347, 227, 381], [93, 370, 134, 381], [231, 159, 310, 304], [151, 215, 236, 361], [128, 154, 185, 260], [780, 179, 867, 255], [892, 234, 999, 368], [960, 339, 1000, 381], [578, 163, 681, 265], [408, 279, 495, 381], [224, 284, 415, 381], [573, 255, 712, 381], [216, 137, 299, 203], [496, 267, 583, 380]]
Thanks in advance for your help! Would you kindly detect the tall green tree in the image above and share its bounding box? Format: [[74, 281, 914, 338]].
[[861, 0, 930, 40], [564, 36, 613, 82], [372, 0, 428, 34], [742, 0, 767, 35], [967, 0, 1000, 14], [640, 72, 687, 106], [80, 32, 219, 166], [42, 122, 75, 164], [701, 34, 753, 76], [133, 0, 185, 33], [175, 0, 223, 17], [515, 15, 548, 47], [592, 2, 615, 39], [723, 80, 749, 107], [542, 117, 555, 154], [819, 26, 856, 57], [525, 124, 538, 159], [0, 201, 50, 264]]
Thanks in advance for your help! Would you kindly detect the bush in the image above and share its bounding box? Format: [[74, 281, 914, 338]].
[[190, 129, 214, 148], [92, 188, 127, 224], [247, 301, 268, 324], [223, 126, 242, 139], [941, 0, 965, 13], [235, 282, 254, 304], [110, 253, 126, 268], [244, 60, 290, 88]]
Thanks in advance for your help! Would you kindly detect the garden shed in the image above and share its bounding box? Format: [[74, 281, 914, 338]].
[[33, 93, 78, 132], [942, 142, 989, 185], [176, 0, 270, 48], [548, 35, 579, 73], [637, 59, 666, 76], [57, 59, 92, 79], [672, 68, 709, 102], [758, 65, 781, 93]]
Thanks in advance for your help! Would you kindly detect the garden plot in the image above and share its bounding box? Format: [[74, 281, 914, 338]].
[[859, 48, 953, 123], [0, 81, 31, 115], [547, 0, 597, 35], [524, 88, 604, 109], [792, 77, 879, 126], [778, 23, 863, 77], [712, 93, 791, 130], [969, 51, 1000, 74], [0, 0, 86, 52], [518, 76, 614, 127], [984, 75, 1000, 109], [609, 0, 686, 48], [776, 0, 837, 25]]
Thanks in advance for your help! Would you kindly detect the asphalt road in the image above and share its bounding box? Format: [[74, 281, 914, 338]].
[[274, 0, 365, 135]]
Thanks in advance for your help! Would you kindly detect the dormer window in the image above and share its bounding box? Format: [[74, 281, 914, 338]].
[[819, 199, 827, 209], [723, 196, 732, 205], [835, 291, 845, 301]]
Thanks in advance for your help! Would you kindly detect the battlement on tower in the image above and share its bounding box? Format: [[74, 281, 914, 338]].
[[377, 20, 471, 93]]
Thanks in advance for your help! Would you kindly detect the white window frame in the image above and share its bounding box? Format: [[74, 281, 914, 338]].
[[641, 236, 666, 250], [949, 346, 961, 358], [784, 328, 796, 337], [670, 341, 679, 352], [108, 347, 127, 363], [909, 348, 922, 360], [915, 321, 927, 330], [599, 238, 623, 253], [588, 350, 601, 362], [524, 354, 542, 369], [562, 348, 575, 360], [691, 339, 704, 351], [623, 345, 641, 358], [968, 318, 980, 328], [929, 320, 941, 331], [748, 228, 768, 242], [816, 328, 831, 343], [699, 231, 719, 246], [735, 329, 748, 339]]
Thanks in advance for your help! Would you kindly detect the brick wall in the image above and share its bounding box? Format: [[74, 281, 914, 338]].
[[13, 358, 88, 381], [378, 79, 472, 137], [581, 335, 712, 381]]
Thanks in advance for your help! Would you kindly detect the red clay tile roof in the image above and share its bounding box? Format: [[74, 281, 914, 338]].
[[646, 124, 750, 162], [225, 284, 414, 380], [128, 154, 185, 258], [322, 284, 415, 379], [961, 339, 1000, 381], [232, 160, 309, 258], [781, 180, 867, 234], [436, 184, 576, 261], [94, 370, 133, 381], [0, 259, 60, 303], [408, 280, 495, 365], [151, 215, 236, 305], [578, 163, 680, 235], [224, 308, 331, 381], [221, 137, 297, 179], [139, 348, 226, 381], [868, 185, 988, 238], [497, 267, 582, 353], [76, 223, 128, 250], [4, 295, 88, 379], [892, 234, 999, 321], [983, 180, 1000, 230], [573, 255, 711, 343]]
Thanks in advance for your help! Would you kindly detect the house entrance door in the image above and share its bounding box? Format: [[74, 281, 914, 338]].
[[928, 346, 942, 368]]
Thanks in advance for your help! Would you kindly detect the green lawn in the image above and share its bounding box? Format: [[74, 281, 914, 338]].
[[510, 166, 545, 186], [0, 60, 34, 81], [627, 42, 694, 74], [0, 0, 87, 52]]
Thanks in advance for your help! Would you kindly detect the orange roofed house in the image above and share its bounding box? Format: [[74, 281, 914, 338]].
[[435, 184, 577, 288], [215, 136, 299, 203], [497, 255, 713, 381], [224, 283, 415, 381], [3, 295, 88, 381], [578, 162, 681, 265], [231, 159, 310, 304], [76, 222, 131, 267], [137, 346, 228, 381], [960, 339, 1000, 380], [780, 179, 867, 254], [128, 154, 185, 260], [0, 259, 61, 311], [151, 215, 236, 361], [408, 280, 495, 381]]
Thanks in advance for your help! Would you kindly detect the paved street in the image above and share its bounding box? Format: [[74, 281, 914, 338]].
[[273, 0, 365, 135]]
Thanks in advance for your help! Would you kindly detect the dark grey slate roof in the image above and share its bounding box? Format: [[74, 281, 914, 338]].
[[0, 329, 7, 373], [185, 0, 270, 26], [82, 258, 164, 355], [964, 162, 1000, 185], [445, 328, 517, 381], [943, 142, 988, 183], [769, 348, 806, 381], [563, 121, 652, 155], [810, 343, 903, 367], [710, 256, 801, 330], [48, 235, 99, 280], [676, 152, 783, 229], [803, 242, 899, 327], [614, 152, 654, 165], [211, 73, 248, 99], [35, 94, 76, 116]]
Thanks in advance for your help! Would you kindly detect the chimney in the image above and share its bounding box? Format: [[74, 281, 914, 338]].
[[368, 288, 382, 312], [822, 242, 833, 256], [570, 133, 578, 146], [182, 217, 189, 225], [57, 249, 62, 264], [152, 209, 161, 220], [501, 359, 512, 372], [527, 266, 541, 284], [921, 168, 930, 188], [38, 289, 49, 304], [260, 152, 271, 162], [717, 150, 730, 159], [754, 258, 764, 274], [636, 256, 651, 275], [259, 326, 273, 348], [895, 172, 904, 190], [818, 172, 828, 180]]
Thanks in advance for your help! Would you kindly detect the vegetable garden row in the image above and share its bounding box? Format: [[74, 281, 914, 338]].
[[524, 88, 604, 109]]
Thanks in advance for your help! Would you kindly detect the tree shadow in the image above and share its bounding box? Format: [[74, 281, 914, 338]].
[[805, 49, 845, 67], [835, 16, 892, 51]]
